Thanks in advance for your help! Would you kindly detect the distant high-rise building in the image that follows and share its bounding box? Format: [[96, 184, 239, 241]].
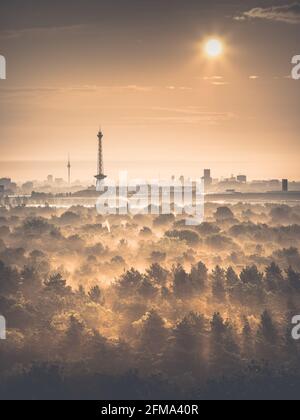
[[204, 169, 211, 178], [55, 178, 64, 186], [47, 175, 53, 184], [237, 175, 247, 183], [203, 169, 212, 187], [282, 179, 288, 192], [0, 178, 11, 189]]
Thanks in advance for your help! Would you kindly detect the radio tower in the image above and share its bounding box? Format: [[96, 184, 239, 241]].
[[67, 155, 71, 185], [94, 128, 107, 183]]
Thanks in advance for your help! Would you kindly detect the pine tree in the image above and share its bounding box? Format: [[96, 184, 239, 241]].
[[173, 264, 191, 298], [190, 261, 208, 293], [88, 285, 103, 303], [44, 273, 67, 294], [211, 266, 226, 300], [226, 266, 240, 288], [258, 310, 278, 345], [139, 310, 167, 354], [265, 262, 283, 292], [287, 267, 300, 291]]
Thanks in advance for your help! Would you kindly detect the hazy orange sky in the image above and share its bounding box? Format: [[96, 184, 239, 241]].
[[1, 0, 300, 181]]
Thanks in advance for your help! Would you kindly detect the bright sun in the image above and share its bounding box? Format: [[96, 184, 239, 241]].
[[205, 39, 223, 58]]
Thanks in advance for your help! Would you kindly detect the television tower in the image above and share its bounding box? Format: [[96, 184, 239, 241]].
[[94, 129, 107, 182], [67, 155, 71, 185]]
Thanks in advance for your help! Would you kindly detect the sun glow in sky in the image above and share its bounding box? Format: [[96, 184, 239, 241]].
[[204, 39, 223, 57]]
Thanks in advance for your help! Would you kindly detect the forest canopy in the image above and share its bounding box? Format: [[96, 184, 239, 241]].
[[0, 202, 300, 399]]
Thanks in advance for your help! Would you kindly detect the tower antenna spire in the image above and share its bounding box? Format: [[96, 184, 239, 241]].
[[67, 154, 71, 185], [94, 127, 107, 182]]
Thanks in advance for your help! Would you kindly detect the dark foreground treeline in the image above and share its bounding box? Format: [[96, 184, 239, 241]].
[[1, 257, 300, 400], [2, 363, 300, 400]]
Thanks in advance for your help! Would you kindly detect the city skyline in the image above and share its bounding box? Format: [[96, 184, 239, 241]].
[[1, 158, 300, 184]]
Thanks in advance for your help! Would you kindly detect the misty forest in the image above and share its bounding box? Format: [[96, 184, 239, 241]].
[[0, 202, 300, 399]]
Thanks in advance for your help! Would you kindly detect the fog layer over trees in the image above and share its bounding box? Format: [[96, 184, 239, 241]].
[[0, 202, 300, 399]]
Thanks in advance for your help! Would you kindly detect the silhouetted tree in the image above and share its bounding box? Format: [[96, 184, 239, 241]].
[[166, 312, 206, 375], [44, 273, 67, 294], [211, 266, 226, 300], [226, 267, 240, 288], [257, 310, 278, 345], [265, 262, 283, 292], [138, 310, 167, 354], [190, 262, 208, 293], [88, 285, 103, 304], [116, 269, 143, 297], [287, 267, 300, 291], [0, 260, 19, 295], [215, 207, 234, 222], [146, 263, 168, 286], [173, 265, 191, 298], [20, 266, 41, 294], [65, 315, 85, 347], [242, 317, 253, 359], [240, 265, 263, 286], [166, 229, 200, 245], [138, 278, 158, 299]]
